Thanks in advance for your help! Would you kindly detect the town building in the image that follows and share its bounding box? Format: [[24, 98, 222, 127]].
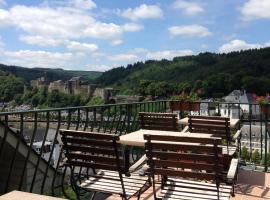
[[220, 90, 260, 119], [240, 124, 270, 154], [30, 76, 47, 89]]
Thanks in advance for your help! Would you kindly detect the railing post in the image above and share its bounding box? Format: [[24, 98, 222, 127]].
[[249, 104, 252, 162], [126, 104, 132, 133], [264, 104, 268, 172]]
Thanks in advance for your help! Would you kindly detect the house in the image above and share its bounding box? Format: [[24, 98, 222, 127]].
[[240, 124, 269, 154], [198, 98, 216, 116], [220, 90, 260, 119]]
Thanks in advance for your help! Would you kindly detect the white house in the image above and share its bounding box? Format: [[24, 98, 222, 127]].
[[220, 90, 260, 119]]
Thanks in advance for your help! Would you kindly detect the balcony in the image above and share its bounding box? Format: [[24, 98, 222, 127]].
[[0, 100, 269, 199]]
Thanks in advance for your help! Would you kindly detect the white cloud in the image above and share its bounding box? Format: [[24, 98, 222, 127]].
[[110, 39, 123, 46], [110, 54, 138, 62], [146, 50, 193, 60], [87, 64, 112, 72], [19, 35, 66, 47], [241, 0, 270, 21], [0, 9, 9, 25], [119, 4, 163, 21], [2, 50, 74, 68], [265, 41, 270, 47], [218, 39, 261, 53], [122, 23, 144, 32], [168, 25, 212, 37], [0, 4, 141, 46], [83, 22, 122, 39], [70, 0, 96, 10], [66, 41, 98, 52], [172, 0, 203, 15], [129, 48, 148, 54], [5, 5, 94, 38]]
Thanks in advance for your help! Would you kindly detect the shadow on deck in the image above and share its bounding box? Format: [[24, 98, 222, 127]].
[[0, 170, 269, 200], [105, 169, 270, 200], [231, 169, 270, 200]]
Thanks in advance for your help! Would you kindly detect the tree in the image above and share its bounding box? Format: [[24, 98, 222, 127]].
[[87, 96, 105, 106], [261, 153, 270, 166], [241, 146, 250, 161], [155, 81, 169, 97], [147, 82, 157, 97], [138, 80, 151, 96], [251, 149, 261, 164], [0, 71, 24, 102]]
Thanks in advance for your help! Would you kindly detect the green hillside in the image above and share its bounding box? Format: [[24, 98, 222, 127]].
[[95, 47, 270, 97], [0, 70, 24, 102], [0, 64, 102, 83]]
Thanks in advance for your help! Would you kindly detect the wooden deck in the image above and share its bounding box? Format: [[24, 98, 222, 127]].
[[106, 169, 270, 200], [1, 170, 269, 200]]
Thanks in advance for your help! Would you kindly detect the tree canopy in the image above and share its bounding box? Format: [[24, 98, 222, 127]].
[[95, 47, 270, 97]]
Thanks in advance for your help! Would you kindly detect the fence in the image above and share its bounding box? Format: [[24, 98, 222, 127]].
[[0, 100, 269, 198]]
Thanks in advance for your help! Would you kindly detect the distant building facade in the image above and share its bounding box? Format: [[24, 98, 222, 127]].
[[241, 124, 270, 154], [33, 76, 118, 102], [30, 76, 47, 89], [220, 90, 260, 119], [48, 80, 66, 93]]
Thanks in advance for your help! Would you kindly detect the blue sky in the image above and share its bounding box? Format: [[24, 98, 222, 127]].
[[0, 0, 270, 71]]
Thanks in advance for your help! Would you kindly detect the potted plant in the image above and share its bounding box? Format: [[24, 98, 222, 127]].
[[169, 92, 200, 111], [257, 95, 270, 117]]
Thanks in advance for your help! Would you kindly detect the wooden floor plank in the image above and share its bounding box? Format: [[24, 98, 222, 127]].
[[80, 170, 149, 197]]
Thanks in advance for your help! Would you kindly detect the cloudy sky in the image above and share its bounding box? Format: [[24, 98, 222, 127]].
[[0, 0, 270, 71]]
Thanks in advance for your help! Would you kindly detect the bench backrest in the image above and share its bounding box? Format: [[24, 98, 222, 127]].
[[139, 112, 178, 131], [60, 129, 126, 173], [144, 134, 223, 190], [188, 115, 230, 141]]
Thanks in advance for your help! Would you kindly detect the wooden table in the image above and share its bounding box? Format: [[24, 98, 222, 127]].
[[0, 191, 66, 200], [119, 129, 219, 147], [178, 117, 240, 129], [119, 129, 235, 155]]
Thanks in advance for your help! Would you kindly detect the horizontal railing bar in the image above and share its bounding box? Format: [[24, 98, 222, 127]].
[[1, 100, 268, 116], [0, 101, 166, 115]]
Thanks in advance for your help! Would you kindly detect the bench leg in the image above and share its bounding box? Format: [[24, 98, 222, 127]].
[[90, 192, 96, 200]]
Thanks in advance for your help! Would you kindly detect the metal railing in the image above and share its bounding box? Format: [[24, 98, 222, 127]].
[[0, 100, 269, 198], [0, 101, 166, 196]]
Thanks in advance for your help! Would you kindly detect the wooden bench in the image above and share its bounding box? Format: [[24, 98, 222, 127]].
[[60, 129, 150, 200], [144, 134, 238, 200], [139, 112, 178, 131], [186, 115, 241, 157]]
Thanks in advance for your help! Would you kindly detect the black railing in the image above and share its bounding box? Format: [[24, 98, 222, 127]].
[[0, 101, 166, 196], [0, 100, 269, 198]]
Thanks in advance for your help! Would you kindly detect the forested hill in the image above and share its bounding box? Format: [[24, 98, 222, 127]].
[[95, 47, 270, 97], [0, 64, 102, 83]]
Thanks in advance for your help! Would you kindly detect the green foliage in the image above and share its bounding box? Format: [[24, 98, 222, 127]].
[[22, 87, 89, 108], [261, 154, 270, 166], [241, 146, 250, 161], [0, 70, 24, 102], [87, 96, 105, 106], [0, 64, 102, 83], [95, 47, 270, 97], [251, 149, 261, 164], [170, 92, 199, 101]]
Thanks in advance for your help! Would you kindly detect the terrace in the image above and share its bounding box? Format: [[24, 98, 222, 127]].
[[0, 100, 269, 199]]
